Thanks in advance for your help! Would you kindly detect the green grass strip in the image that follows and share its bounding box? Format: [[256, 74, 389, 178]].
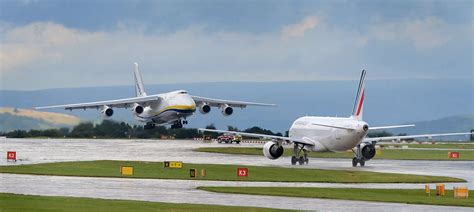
[[0, 160, 464, 183], [406, 144, 474, 149], [199, 187, 474, 207], [196, 147, 474, 160], [0, 192, 289, 212]]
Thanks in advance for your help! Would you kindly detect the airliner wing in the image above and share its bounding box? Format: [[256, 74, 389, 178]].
[[191, 96, 276, 108], [363, 132, 473, 143], [35, 94, 162, 110], [198, 128, 314, 146]]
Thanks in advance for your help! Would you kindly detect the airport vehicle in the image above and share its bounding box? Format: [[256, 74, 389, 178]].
[[200, 70, 473, 166], [217, 135, 241, 144], [36, 63, 275, 129]]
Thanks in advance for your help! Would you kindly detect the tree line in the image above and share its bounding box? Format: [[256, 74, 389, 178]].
[[1, 120, 284, 139], [1, 119, 400, 139]]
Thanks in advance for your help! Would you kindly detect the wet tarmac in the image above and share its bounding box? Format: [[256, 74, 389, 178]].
[[1, 138, 473, 211]]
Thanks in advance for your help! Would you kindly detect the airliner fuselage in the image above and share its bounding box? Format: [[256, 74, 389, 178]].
[[134, 90, 196, 125], [289, 116, 368, 152]]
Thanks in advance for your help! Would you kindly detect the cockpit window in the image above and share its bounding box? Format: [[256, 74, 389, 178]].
[[179, 91, 187, 94]]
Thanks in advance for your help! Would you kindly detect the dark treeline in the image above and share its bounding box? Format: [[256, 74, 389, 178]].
[[2, 120, 283, 139]]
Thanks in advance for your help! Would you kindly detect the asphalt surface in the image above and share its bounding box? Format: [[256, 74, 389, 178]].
[[1, 138, 473, 211]]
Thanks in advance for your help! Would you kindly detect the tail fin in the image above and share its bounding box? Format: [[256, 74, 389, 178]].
[[351, 70, 366, 120], [133, 62, 147, 97]]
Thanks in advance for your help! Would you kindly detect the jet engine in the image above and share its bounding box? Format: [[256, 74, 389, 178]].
[[220, 104, 233, 116], [132, 104, 144, 115], [101, 106, 114, 118], [360, 142, 376, 160], [263, 141, 284, 160], [199, 103, 211, 114]]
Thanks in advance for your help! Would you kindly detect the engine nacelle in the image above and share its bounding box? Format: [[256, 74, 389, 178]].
[[132, 104, 144, 115], [263, 141, 284, 160], [220, 104, 233, 116], [360, 143, 376, 160], [101, 106, 114, 118], [199, 103, 211, 114]]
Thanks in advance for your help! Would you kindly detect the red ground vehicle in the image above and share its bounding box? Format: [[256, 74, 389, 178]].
[[217, 135, 241, 144]]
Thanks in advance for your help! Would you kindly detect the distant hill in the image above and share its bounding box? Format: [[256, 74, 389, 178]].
[[388, 115, 474, 141], [0, 107, 81, 132]]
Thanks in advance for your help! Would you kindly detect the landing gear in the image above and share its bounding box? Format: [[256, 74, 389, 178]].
[[291, 143, 309, 165], [172, 119, 188, 129], [144, 123, 155, 130], [352, 144, 366, 167], [170, 121, 183, 129], [298, 156, 305, 165], [352, 157, 365, 167]]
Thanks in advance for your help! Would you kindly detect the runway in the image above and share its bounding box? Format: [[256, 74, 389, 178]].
[[1, 138, 473, 211]]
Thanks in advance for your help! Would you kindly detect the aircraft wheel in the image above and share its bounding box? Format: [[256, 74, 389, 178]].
[[298, 156, 305, 165], [352, 157, 358, 167], [291, 156, 297, 165], [305, 158, 309, 164], [359, 160, 365, 167]]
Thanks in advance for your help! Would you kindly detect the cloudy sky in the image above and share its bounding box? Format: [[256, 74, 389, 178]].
[[0, 0, 472, 90]]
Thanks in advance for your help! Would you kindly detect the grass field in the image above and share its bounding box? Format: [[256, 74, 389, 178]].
[[196, 147, 474, 160], [0, 193, 288, 212], [0, 160, 464, 183], [199, 187, 474, 207], [406, 143, 474, 149]]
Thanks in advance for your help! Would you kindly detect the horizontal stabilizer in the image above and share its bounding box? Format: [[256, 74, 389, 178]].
[[370, 124, 415, 130]]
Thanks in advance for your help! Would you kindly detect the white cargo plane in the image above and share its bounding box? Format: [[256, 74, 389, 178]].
[[200, 70, 473, 166], [36, 63, 275, 129]]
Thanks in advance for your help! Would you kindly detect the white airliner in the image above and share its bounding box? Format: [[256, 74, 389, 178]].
[[200, 70, 473, 166], [36, 63, 275, 129]]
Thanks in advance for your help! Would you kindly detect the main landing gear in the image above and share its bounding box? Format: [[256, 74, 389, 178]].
[[352, 144, 366, 167], [170, 119, 188, 129], [291, 143, 309, 165]]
